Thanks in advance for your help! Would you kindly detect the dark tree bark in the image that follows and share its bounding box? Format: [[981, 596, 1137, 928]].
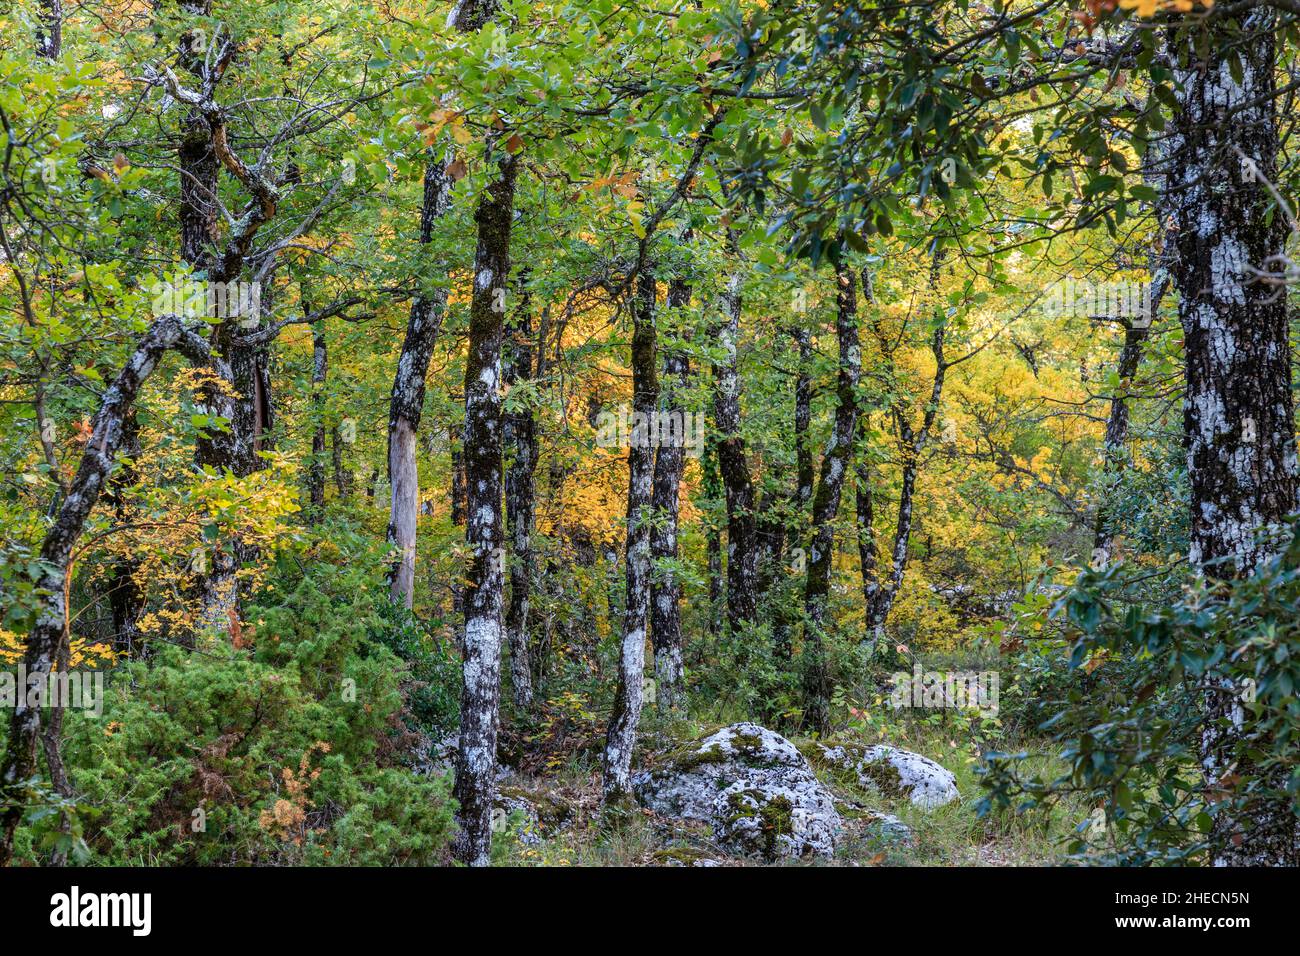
[[175, 2, 220, 272], [35, 0, 62, 59], [39, 625, 72, 866], [387, 160, 452, 607], [650, 277, 691, 711], [448, 0, 499, 28], [712, 261, 759, 631], [503, 277, 538, 709], [193, 339, 258, 637], [192, 351, 265, 632], [442, 18, 512, 795], [1168, 9, 1300, 866], [702, 439, 724, 637], [772, 325, 815, 662], [106, 411, 146, 657], [604, 270, 658, 799], [331, 424, 352, 499], [178, 121, 219, 272], [452, 123, 518, 865], [801, 260, 861, 735], [1, 316, 226, 866]]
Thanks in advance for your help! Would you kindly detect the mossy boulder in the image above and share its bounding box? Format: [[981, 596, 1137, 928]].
[[633, 723, 841, 860], [805, 741, 959, 809]]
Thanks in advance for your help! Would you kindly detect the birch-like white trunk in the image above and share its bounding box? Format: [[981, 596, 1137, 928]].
[[1168, 10, 1299, 865], [603, 270, 658, 800]]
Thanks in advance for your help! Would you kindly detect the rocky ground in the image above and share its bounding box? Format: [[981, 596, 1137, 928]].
[[427, 721, 975, 866]]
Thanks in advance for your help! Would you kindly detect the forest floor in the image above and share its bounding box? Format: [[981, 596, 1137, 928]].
[[491, 721, 1085, 867]]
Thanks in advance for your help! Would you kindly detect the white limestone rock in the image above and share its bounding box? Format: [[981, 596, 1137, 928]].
[[633, 723, 842, 860], [811, 741, 960, 808]]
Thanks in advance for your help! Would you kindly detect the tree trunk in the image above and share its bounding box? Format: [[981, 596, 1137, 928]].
[[387, 159, 452, 607], [452, 121, 517, 865], [503, 278, 537, 710], [604, 270, 658, 800], [772, 325, 815, 662], [1171, 11, 1297, 569], [178, 121, 219, 272], [1, 316, 224, 866], [176, 2, 219, 269], [703, 439, 724, 637], [650, 277, 690, 711], [712, 263, 759, 630], [1168, 9, 1299, 866], [106, 411, 145, 657], [36, 0, 62, 59], [331, 422, 352, 499], [192, 324, 259, 636], [801, 260, 860, 735]]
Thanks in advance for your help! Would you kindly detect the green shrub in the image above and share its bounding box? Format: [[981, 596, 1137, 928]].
[[13, 557, 457, 866], [978, 532, 1300, 865]]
